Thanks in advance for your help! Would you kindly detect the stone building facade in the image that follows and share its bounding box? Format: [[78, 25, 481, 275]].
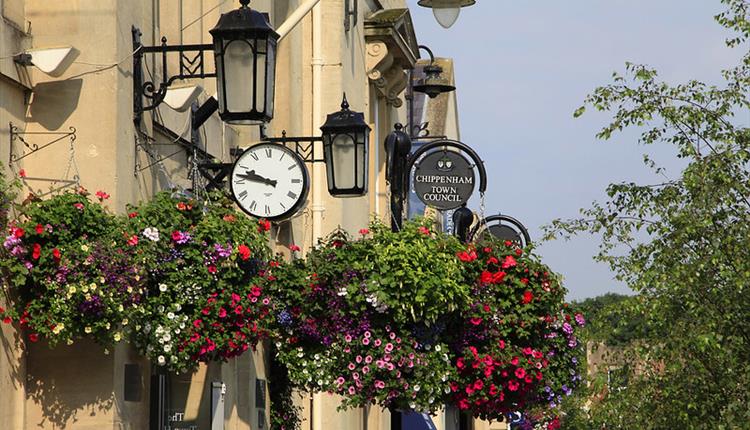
[[0, 0, 503, 429]]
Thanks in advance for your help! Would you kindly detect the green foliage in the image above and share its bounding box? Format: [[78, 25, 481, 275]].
[[573, 293, 646, 346], [545, 1, 750, 427]]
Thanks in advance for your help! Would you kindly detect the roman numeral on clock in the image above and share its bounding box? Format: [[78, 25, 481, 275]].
[[287, 191, 298, 200], [265, 148, 272, 158], [264, 205, 270, 215], [249, 200, 257, 211], [238, 190, 248, 201], [250, 152, 259, 161]]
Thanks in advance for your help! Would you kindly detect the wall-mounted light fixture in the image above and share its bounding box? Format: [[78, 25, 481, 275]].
[[417, 0, 476, 29], [132, 0, 278, 125], [320, 94, 370, 196], [412, 45, 455, 99], [162, 85, 204, 112], [13, 46, 78, 77]]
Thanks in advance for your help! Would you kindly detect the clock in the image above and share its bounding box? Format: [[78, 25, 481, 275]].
[[230, 143, 310, 221]]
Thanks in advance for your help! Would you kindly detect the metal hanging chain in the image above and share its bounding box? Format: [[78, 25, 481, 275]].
[[134, 128, 181, 191]]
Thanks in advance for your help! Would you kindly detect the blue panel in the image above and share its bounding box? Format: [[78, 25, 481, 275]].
[[402, 411, 438, 430]]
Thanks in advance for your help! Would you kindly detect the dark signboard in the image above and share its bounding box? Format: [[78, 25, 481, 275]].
[[413, 151, 475, 210]]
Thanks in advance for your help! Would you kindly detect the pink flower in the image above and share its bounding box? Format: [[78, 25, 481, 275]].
[[384, 343, 394, 352], [127, 235, 139, 246], [73, 202, 84, 211], [95, 190, 110, 200], [498, 340, 506, 349], [290, 244, 301, 252], [418, 226, 430, 235], [362, 338, 370, 345], [336, 377, 345, 385], [365, 355, 373, 364], [348, 363, 356, 371], [344, 334, 352, 343], [373, 339, 382, 347], [374, 380, 385, 389], [218, 308, 227, 318], [515, 367, 526, 379], [362, 366, 370, 374], [356, 355, 363, 363], [359, 228, 369, 235], [348, 386, 356, 395]]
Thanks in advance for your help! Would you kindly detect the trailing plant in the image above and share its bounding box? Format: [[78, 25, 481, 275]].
[[123, 191, 273, 372]]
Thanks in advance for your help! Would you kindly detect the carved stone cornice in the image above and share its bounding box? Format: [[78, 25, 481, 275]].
[[364, 9, 419, 106]]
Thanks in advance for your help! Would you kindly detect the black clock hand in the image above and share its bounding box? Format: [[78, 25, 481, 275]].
[[240, 170, 277, 187]]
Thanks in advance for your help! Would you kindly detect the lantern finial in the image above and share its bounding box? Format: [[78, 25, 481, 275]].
[[341, 93, 350, 111], [239, 0, 250, 8]]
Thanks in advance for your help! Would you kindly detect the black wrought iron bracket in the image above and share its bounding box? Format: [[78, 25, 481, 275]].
[[263, 130, 326, 163], [132, 26, 214, 124], [9, 122, 77, 164]]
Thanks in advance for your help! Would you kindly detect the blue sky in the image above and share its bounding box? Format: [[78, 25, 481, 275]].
[[409, 1, 746, 300]]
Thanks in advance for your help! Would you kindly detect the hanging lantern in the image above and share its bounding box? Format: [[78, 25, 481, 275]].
[[210, 0, 279, 125], [320, 94, 371, 196], [417, 0, 477, 29]]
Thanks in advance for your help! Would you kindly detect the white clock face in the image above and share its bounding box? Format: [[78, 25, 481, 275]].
[[230, 143, 309, 221]]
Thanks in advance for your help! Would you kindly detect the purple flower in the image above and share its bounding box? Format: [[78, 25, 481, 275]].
[[214, 243, 232, 258], [575, 313, 586, 326], [562, 322, 573, 335]]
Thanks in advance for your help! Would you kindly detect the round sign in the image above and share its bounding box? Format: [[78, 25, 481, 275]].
[[413, 151, 475, 210]]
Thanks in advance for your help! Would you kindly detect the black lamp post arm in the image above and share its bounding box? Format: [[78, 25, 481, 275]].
[[132, 26, 215, 123]]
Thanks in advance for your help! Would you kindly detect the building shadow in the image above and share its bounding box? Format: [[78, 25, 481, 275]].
[[28, 79, 83, 130]]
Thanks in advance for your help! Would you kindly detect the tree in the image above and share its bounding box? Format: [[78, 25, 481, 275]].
[[545, 1, 750, 427]]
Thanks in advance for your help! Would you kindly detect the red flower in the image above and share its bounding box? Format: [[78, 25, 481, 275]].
[[28, 333, 39, 343], [35, 224, 43, 234], [498, 340, 506, 349], [193, 319, 202, 328], [128, 212, 138, 218], [222, 214, 236, 222], [127, 235, 138, 246], [289, 244, 301, 252], [207, 265, 217, 274], [515, 248, 523, 256], [480, 270, 493, 284], [359, 228, 369, 235], [218, 308, 227, 318], [457, 250, 477, 262], [258, 219, 271, 232], [18, 169, 26, 178], [2, 316, 11, 324], [234, 305, 243, 315], [515, 367, 526, 379], [522, 290, 534, 304], [520, 277, 529, 285], [95, 190, 110, 200], [13, 228, 25, 239], [469, 317, 483, 326], [52, 248, 61, 261], [418, 226, 430, 235], [237, 244, 251, 261], [501, 255, 517, 269], [0, 306, 4, 314], [507, 380, 520, 392], [473, 379, 484, 390], [73, 202, 84, 211], [250, 286, 262, 297], [32, 243, 41, 260], [493, 271, 506, 283], [190, 333, 201, 342], [176, 202, 187, 211]]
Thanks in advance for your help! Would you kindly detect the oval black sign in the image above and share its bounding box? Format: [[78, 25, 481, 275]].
[[413, 151, 475, 210]]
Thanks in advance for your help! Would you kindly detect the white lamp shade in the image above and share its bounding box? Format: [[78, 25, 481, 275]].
[[433, 7, 461, 28], [163, 85, 203, 112], [27, 47, 77, 76]]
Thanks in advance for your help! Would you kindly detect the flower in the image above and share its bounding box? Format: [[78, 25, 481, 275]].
[[18, 169, 26, 178], [32, 243, 41, 260], [574, 313, 586, 327], [28, 333, 39, 343], [515, 367, 526, 379], [457, 250, 477, 262], [95, 190, 110, 200], [359, 228, 369, 235], [418, 226, 430, 235], [290, 244, 301, 252], [127, 235, 139, 246], [237, 244, 252, 260], [142, 227, 160, 242], [128, 212, 138, 218], [502, 255, 517, 269], [35, 224, 43, 234], [258, 219, 271, 232], [171, 230, 191, 244], [52, 248, 61, 261], [522, 290, 534, 304], [73, 202, 85, 211]]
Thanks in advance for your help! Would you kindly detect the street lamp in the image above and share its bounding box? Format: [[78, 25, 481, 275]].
[[412, 45, 455, 99], [320, 94, 371, 196], [417, 0, 477, 29], [132, 0, 279, 125], [210, 0, 279, 125]]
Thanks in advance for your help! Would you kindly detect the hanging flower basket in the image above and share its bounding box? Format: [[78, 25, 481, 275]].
[[269, 219, 586, 423]]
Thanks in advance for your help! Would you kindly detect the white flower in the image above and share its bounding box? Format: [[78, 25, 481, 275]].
[[159, 283, 168, 292], [163, 345, 172, 352], [434, 345, 441, 352], [142, 227, 160, 242], [414, 385, 421, 392], [163, 333, 171, 342], [167, 312, 175, 320], [337, 287, 348, 297], [157, 355, 166, 365]]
